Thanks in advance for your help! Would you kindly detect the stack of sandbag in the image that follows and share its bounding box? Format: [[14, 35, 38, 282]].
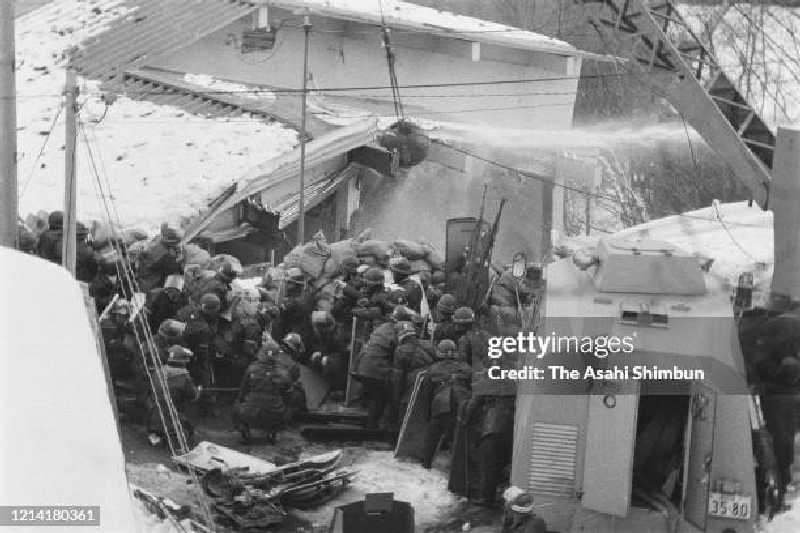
[[270, 229, 446, 315]]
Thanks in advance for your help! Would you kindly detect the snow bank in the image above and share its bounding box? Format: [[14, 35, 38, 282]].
[[0, 248, 137, 531], [16, 0, 297, 233], [558, 201, 773, 304], [294, 449, 458, 528]]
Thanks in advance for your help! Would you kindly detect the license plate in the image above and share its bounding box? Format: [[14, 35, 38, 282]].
[[708, 492, 751, 520]]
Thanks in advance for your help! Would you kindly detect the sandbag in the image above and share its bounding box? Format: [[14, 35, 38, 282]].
[[328, 239, 358, 264], [122, 228, 149, 246], [357, 239, 391, 258], [206, 254, 243, 273], [392, 239, 426, 260], [409, 259, 431, 274], [424, 246, 445, 270], [183, 243, 211, 269]]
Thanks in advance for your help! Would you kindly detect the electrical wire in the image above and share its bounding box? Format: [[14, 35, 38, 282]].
[[19, 104, 63, 198], [77, 117, 218, 530]]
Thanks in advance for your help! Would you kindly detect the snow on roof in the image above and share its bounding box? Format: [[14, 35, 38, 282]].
[[16, 0, 298, 233], [266, 0, 578, 56], [559, 201, 773, 305]]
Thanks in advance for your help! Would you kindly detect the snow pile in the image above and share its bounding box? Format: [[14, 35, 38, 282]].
[[0, 248, 138, 531], [16, 0, 297, 233], [559, 201, 773, 303], [183, 73, 274, 102], [346, 450, 458, 524]]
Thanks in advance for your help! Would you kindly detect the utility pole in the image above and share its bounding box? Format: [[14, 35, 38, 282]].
[[0, 1, 17, 248], [62, 65, 78, 275], [297, 14, 312, 246]]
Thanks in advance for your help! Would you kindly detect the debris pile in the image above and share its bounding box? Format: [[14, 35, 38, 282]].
[[143, 442, 356, 531]]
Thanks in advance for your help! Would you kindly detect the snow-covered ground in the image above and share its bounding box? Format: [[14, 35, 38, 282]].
[[15, 0, 297, 233]]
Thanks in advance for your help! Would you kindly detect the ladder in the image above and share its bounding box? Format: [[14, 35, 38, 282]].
[[577, 0, 774, 208]]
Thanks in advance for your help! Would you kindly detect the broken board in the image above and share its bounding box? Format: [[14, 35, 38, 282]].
[[299, 363, 330, 410], [394, 371, 432, 460]]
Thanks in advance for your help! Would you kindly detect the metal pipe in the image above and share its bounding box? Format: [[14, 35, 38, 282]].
[[0, 1, 17, 248], [298, 14, 312, 246]]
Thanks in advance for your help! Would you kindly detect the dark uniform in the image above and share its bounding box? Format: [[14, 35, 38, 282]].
[[146, 363, 198, 446], [464, 387, 516, 504], [274, 289, 315, 348], [273, 349, 306, 423], [432, 318, 459, 345], [36, 212, 64, 264], [458, 328, 491, 369], [309, 319, 350, 391], [147, 287, 188, 331], [233, 358, 291, 443], [136, 236, 182, 293], [759, 354, 800, 506], [393, 340, 434, 420], [421, 358, 472, 468], [354, 288, 394, 338], [355, 322, 398, 428]]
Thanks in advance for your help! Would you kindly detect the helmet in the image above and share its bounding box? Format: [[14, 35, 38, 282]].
[[437, 293, 457, 316], [282, 332, 305, 355], [158, 319, 186, 341], [392, 305, 414, 322], [76, 222, 89, 238], [453, 306, 475, 324], [261, 337, 281, 355], [388, 287, 408, 305], [111, 298, 131, 316], [48, 211, 64, 230], [363, 267, 385, 287], [396, 321, 417, 343], [167, 345, 193, 365], [218, 261, 238, 282], [285, 267, 305, 285], [200, 292, 221, 313], [431, 270, 445, 285], [436, 339, 457, 358], [341, 256, 359, 273], [418, 270, 432, 285], [390, 257, 412, 277], [503, 487, 534, 514], [160, 225, 183, 245]]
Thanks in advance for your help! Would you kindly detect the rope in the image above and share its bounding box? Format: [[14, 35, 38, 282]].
[[77, 118, 217, 530], [378, 0, 404, 120]]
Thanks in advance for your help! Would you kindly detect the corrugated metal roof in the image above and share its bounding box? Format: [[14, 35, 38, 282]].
[[71, 0, 257, 82], [122, 67, 337, 137], [274, 162, 360, 228], [182, 117, 381, 243]]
